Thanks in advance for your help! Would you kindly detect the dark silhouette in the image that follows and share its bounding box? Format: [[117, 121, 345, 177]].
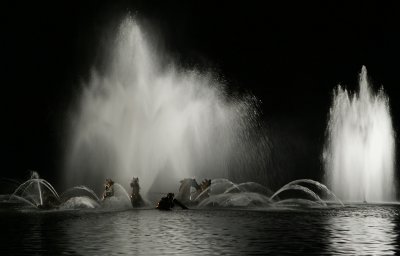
[[130, 177, 145, 207], [156, 193, 188, 210]]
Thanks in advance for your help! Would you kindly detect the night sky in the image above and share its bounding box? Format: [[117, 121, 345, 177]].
[[1, 1, 400, 190]]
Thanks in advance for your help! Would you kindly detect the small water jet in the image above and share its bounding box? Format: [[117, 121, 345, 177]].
[[60, 196, 100, 210], [323, 66, 396, 202], [5, 172, 138, 210], [60, 186, 101, 203], [101, 183, 132, 209], [269, 179, 343, 207], [198, 179, 271, 208], [10, 171, 60, 208], [223, 181, 273, 196], [194, 179, 341, 208], [271, 184, 326, 205]]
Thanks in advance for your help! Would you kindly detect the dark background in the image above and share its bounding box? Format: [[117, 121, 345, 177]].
[[1, 1, 399, 191]]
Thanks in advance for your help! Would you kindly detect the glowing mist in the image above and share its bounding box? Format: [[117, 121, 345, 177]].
[[323, 66, 396, 202]]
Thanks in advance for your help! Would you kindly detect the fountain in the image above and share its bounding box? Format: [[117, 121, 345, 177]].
[[3, 18, 352, 211], [101, 183, 132, 209], [196, 178, 342, 208], [323, 66, 396, 202], [270, 179, 343, 205], [6, 172, 129, 210], [5, 171, 342, 210], [198, 179, 271, 208], [10, 171, 60, 208], [59, 185, 101, 203], [64, 16, 269, 195]]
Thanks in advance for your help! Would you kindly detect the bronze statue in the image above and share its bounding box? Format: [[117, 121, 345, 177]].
[[102, 178, 115, 200], [130, 177, 145, 207], [156, 192, 188, 210], [177, 178, 211, 205]]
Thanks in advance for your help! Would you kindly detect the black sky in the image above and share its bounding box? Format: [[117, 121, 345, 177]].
[[1, 1, 400, 190]]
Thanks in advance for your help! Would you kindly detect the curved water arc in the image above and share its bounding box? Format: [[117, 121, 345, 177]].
[[270, 184, 326, 206], [60, 186, 101, 203], [285, 179, 344, 206]]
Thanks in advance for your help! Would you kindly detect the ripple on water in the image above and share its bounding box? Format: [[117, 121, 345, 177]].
[[1, 205, 400, 255]]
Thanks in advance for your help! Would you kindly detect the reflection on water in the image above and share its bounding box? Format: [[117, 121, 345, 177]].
[[1, 205, 400, 255], [327, 206, 398, 255]]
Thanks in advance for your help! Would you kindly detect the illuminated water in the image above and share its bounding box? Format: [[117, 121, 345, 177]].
[[64, 17, 268, 194], [3, 174, 397, 254], [4, 14, 399, 256], [1, 206, 399, 255], [324, 67, 396, 202]]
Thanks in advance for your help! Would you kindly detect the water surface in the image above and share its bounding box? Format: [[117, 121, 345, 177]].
[[1, 205, 399, 255]]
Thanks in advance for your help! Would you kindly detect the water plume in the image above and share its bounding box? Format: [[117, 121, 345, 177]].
[[64, 17, 269, 194], [323, 66, 396, 202]]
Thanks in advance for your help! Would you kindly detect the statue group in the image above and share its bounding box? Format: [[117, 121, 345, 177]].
[[102, 177, 212, 210]]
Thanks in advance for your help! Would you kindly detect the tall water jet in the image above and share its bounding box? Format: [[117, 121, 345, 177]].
[[64, 17, 269, 194], [323, 66, 396, 202]]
